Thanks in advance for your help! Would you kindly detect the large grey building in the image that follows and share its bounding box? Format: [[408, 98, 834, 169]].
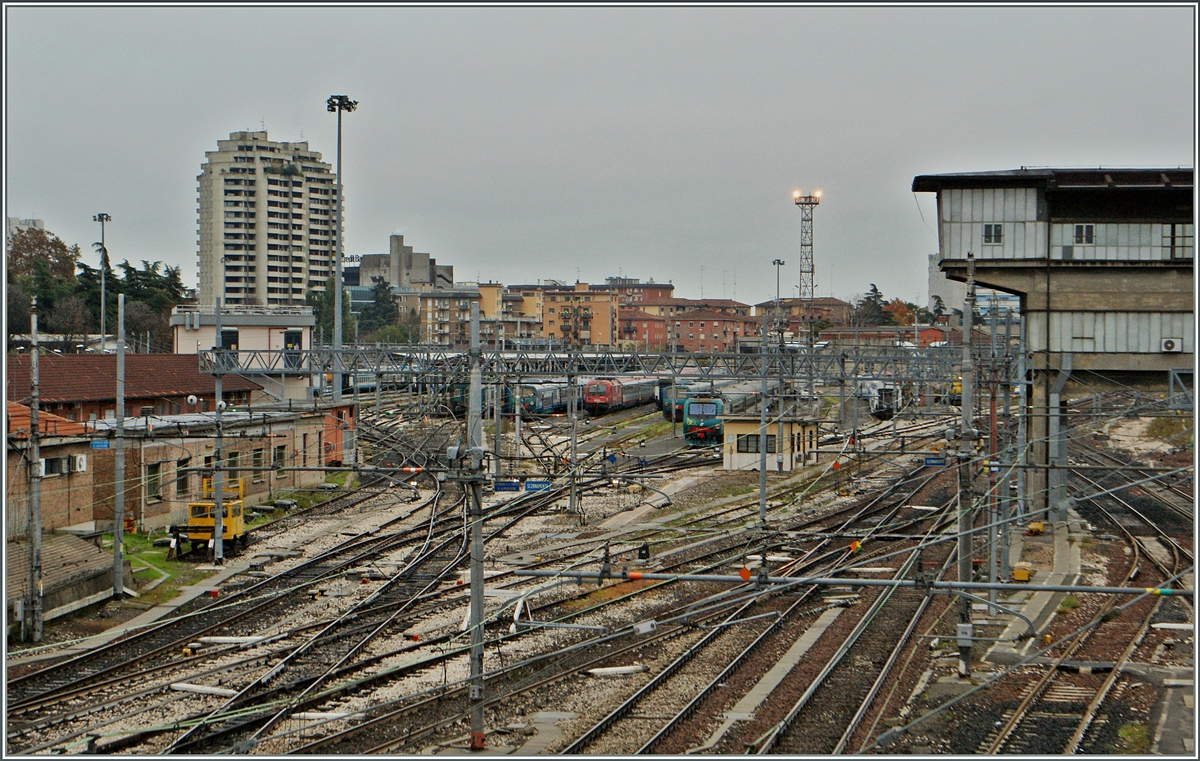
[[197, 131, 338, 307], [358, 234, 453, 291], [914, 166, 1193, 518]]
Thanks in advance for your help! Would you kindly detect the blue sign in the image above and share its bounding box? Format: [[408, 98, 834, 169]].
[[525, 480, 551, 492], [924, 457, 946, 467], [90, 439, 110, 449], [494, 481, 520, 492], [607, 454, 617, 463]]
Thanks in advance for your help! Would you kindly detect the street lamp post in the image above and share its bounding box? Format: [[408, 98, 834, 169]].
[[327, 94, 358, 404], [94, 213, 111, 353]]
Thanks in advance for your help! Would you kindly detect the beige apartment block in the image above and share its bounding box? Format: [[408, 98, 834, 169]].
[[197, 131, 338, 307]]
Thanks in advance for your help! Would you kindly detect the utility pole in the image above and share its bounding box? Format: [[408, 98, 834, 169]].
[[465, 302, 487, 750], [113, 294, 126, 599], [670, 375, 678, 439], [1016, 315, 1028, 523], [568, 369, 579, 516], [955, 255, 978, 677], [94, 213, 110, 354], [987, 297, 1000, 613], [999, 310, 1013, 584], [514, 375, 523, 468], [26, 297, 44, 641], [493, 378, 503, 475], [758, 310, 769, 527], [211, 298, 225, 563]]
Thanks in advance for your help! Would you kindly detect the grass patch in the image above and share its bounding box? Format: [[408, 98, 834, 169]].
[[1114, 722, 1149, 754], [711, 482, 759, 501], [1146, 415, 1192, 445], [1056, 594, 1081, 615], [559, 579, 657, 611], [107, 532, 217, 607]]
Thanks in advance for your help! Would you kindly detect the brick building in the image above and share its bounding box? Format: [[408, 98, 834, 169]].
[[5, 404, 94, 536], [6, 355, 261, 422], [618, 309, 669, 350], [640, 297, 752, 318], [669, 310, 761, 352]]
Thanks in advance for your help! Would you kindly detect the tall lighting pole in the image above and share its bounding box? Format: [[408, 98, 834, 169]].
[[93, 213, 111, 353], [327, 94, 357, 404], [793, 189, 821, 401]]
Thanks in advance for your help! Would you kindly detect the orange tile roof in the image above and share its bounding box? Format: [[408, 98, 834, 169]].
[[6, 402, 88, 439]]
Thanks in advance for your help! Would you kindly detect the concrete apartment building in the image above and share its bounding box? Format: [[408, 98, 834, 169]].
[[197, 131, 337, 307]]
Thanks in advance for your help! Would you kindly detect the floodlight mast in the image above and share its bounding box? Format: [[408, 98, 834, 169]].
[[794, 190, 821, 400], [327, 95, 357, 403]]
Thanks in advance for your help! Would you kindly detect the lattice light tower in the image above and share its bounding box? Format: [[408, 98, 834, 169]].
[[793, 189, 821, 343]]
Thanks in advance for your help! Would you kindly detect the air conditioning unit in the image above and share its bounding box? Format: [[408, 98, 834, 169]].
[[71, 454, 87, 473], [1161, 337, 1182, 353]]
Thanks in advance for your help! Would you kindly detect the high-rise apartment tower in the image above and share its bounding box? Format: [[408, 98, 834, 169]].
[[197, 131, 339, 306]]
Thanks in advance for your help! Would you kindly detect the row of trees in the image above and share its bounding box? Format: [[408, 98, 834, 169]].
[[848, 284, 947, 327], [7, 226, 186, 352]]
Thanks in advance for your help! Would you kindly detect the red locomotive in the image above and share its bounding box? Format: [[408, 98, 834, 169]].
[[583, 377, 658, 415]]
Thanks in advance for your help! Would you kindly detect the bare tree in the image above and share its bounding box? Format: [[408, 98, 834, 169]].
[[123, 301, 170, 352], [48, 295, 92, 352]]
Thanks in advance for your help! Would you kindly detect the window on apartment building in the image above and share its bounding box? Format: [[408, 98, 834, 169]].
[[274, 445, 287, 475], [176, 459, 190, 497], [227, 451, 239, 484], [252, 448, 264, 483], [146, 462, 163, 502], [736, 434, 759, 453], [983, 224, 1003, 244], [1074, 224, 1094, 245], [302, 433, 308, 467]]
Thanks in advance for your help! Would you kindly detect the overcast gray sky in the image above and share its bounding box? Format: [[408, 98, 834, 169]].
[[5, 5, 1194, 307]]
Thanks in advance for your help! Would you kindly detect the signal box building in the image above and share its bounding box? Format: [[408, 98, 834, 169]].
[[721, 414, 820, 472], [913, 167, 1194, 518]]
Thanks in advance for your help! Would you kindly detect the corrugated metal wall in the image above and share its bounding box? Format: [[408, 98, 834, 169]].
[[1026, 311, 1195, 353], [941, 188, 1044, 259], [938, 187, 1194, 262], [1048, 223, 1194, 261]]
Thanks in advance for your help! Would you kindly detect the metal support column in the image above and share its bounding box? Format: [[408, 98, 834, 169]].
[[27, 298, 43, 641], [568, 370, 579, 516], [494, 378, 503, 475], [466, 302, 486, 750], [956, 256, 978, 677], [113, 295, 126, 598], [1048, 353, 1073, 522], [211, 298, 225, 564]]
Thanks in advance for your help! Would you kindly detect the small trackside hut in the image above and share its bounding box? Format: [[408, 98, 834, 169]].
[[721, 414, 820, 472]]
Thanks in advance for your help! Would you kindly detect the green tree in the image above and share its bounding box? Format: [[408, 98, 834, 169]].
[[304, 275, 356, 344], [358, 277, 400, 336], [852, 284, 887, 326], [931, 295, 946, 320]]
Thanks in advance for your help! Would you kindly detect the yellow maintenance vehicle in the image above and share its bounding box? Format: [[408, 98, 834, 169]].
[[185, 477, 247, 552]]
